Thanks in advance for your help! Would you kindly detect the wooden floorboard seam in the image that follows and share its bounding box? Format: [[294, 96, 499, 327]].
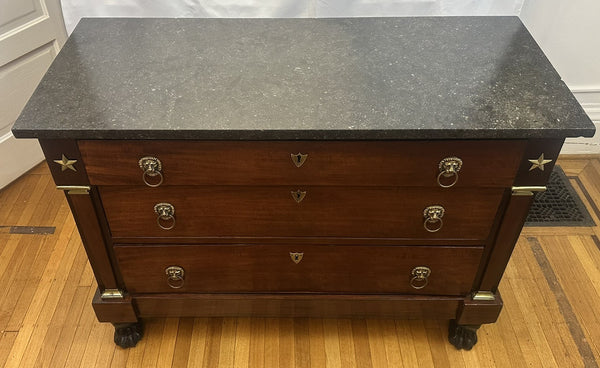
[[528, 236, 599, 368], [573, 177, 600, 221]]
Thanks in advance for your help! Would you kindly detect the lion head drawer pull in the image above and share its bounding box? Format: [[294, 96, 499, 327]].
[[154, 203, 176, 230], [291, 153, 308, 168], [437, 157, 462, 188], [423, 205, 445, 233], [410, 266, 431, 289], [139, 156, 164, 187], [165, 266, 185, 289]]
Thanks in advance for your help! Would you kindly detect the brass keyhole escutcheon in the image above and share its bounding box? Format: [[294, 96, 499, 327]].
[[154, 203, 176, 230], [437, 157, 462, 188], [290, 252, 304, 264], [165, 266, 185, 288], [291, 190, 307, 203], [410, 266, 431, 289], [423, 205, 445, 233], [139, 156, 164, 187], [291, 153, 308, 168]]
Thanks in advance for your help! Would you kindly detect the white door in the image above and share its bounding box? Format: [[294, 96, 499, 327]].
[[0, 0, 67, 189]]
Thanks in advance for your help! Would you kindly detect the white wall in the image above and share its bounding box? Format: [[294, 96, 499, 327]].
[[520, 0, 600, 154], [60, 0, 524, 34]]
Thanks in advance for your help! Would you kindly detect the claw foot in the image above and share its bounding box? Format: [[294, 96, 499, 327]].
[[448, 320, 479, 350], [113, 322, 144, 348]]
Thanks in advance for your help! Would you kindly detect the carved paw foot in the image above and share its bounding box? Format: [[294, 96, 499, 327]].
[[113, 322, 144, 348], [448, 320, 479, 350]]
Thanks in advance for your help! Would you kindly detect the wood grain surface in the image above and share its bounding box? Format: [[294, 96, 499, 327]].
[[79, 140, 525, 187], [114, 244, 483, 295], [100, 186, 504, 240]]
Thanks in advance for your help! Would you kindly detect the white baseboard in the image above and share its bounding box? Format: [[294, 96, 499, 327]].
[[0, 131, 44, 189], [561, 87, 600, 155]]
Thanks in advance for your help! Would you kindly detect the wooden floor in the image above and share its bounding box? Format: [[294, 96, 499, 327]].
[[2, 157, 600, 367]]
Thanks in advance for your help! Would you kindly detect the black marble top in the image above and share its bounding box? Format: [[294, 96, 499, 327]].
[[12, 17, 595, 140]]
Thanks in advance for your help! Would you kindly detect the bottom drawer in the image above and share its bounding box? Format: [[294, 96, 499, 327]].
[[115, 244, 483, 296]]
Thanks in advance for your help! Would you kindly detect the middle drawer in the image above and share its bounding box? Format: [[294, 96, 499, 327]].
[[100, 186, 505, 240]]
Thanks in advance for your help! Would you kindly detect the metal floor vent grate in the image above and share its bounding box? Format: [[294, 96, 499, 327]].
[[525, 165, 595, 227]]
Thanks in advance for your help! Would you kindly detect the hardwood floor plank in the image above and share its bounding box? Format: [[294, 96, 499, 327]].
[[186, 318, 209, 368], [557, 157, 591, 176], [264, 318, 280, 368], [156, 318, 179, 367], [62, 286, 102, 368], [218, 318, 236, 368], [308, 319, 326, 368], [233, 318, 251, 368], [294, 318, 311, 368], [337, 319, 357, 368], [202, 318, 223, 368], [172, 318, 194, 367], [322, 319, 342, 368], [43, 286, 90, 367], [278, 318, 295, 368], [16, 223, 80, 367], [93, 326, 120, 368], [409, 320, 434, 368], [351, 319, 373, 368], [366, 319, 388, 368], [394, 320, 419, 368], [172, 317, 194, 367], [0, 332, 18, 366], [34, 244, 91, 367], [248, 318, 266, 368], [424, 321, 453, 368], [139, 319, 165, 367]]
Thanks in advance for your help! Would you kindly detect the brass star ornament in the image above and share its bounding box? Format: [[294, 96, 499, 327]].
[[53, 154, 77, 172], [528, 153, 552, 172]]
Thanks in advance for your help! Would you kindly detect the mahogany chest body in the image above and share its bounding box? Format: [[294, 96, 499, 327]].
[[13, 17, 595, 349]]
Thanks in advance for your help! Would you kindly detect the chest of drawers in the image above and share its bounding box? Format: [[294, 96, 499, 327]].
[[13, 17, 595, 350]]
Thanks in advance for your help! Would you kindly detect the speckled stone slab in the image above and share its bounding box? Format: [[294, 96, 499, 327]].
[[12, 17, 595, 140]]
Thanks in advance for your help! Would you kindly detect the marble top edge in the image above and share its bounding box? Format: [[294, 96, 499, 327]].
[[13, 17, 596, 140]]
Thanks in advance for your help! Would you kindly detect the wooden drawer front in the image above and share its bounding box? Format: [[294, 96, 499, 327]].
[[115, 244, 483, 295], [79, 140, 525, 187], [100, 186, 504, 240]]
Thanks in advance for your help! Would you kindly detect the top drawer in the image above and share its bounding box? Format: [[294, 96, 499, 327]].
[[78, 140, 525, 187]]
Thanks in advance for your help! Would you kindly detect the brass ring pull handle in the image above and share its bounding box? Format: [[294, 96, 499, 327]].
[[154, 203, 176, 230], [423, 205, 445, 233], [139, 156, 163, 187], [165, 266, 185, 289], [410, 266, 431, 289], [437, 157, 462, 188]]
